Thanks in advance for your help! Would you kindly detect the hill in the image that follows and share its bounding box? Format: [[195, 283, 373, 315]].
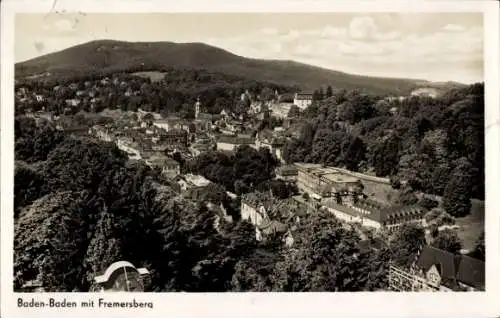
[[15, 40, 462, 95]]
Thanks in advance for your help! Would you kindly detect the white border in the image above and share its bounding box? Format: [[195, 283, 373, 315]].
[[2, 1, 499, 318]]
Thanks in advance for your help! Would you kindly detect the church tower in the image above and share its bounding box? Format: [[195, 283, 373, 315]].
[[195, 97, 201, 120]]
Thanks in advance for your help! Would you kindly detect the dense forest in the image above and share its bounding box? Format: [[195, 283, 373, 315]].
[[283, 83, 484, 216], [14, 115, 431, 292]]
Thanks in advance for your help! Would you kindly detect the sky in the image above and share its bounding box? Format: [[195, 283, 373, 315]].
[[15, 13, 484, 83]]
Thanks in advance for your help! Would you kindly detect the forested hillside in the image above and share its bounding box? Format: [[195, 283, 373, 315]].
[[283, 83, 484, 214], [15, 68, 294, 118]]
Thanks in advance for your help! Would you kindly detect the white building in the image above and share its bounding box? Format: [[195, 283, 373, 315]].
[[293, 92, 314, 109], [216, 135, 256, 152]]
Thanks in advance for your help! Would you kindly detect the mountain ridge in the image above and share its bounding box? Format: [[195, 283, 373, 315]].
[[15, 39, 465, 95]]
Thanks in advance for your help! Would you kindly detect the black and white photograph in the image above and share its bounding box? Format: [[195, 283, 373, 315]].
[[2, 1, 500, 317]]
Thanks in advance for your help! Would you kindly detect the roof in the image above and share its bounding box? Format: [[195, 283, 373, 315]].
[[351, 200, 425, 223], [456, 255, 485, 290], [259, 219, 287, 235], [241, 192, 275, 210], [184, 174, 211, 187], [294, 163, 359, 184], [416, 246, 459, 285], [268, 197, 308, 219], [415, 246, 485, 290], [276, 165, 298, 176], [94, 261, 149, 284], [217, 135, 255, 145]]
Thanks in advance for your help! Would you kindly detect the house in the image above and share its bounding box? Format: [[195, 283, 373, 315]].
[[255, 130, 286, 162], [216, 135, 256, 152], [241, 192, 272, 228], [152, 117, 187, 132], [293, 92, 314, 109], [389, 246, 485, 292], [241, 192, 306, 242], [171, 174, 212, 200]]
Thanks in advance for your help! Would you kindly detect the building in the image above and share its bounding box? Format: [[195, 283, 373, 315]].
[[159, 129, 189, 146], [322, 199, 426, 230], [255, 130, 286, 162], [171, 174, 212, 200], [295, 163, 361, 199], [241, 192, 306, 242], [275, 165, 298, 181], [389, 246, 485, 292], [293, 92, 313, 109], [216, 135, 256, 152], [116, 137, 141, 159], [89, 125, 114, 142], [145, 155, 180, 177], [241, 192, 272, 228]]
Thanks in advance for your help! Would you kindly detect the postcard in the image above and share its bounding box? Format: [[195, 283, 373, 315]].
[[1, 0, 499, 317]]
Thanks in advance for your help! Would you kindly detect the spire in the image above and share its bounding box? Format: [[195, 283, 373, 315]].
[[195, 97, 201, 120]]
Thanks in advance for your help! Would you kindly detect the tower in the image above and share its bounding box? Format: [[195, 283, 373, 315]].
[[195, 97, 201, 120]]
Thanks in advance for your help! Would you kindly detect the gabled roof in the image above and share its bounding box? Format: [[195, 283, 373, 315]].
[[416, 246, 459, 285], [415, 246, 485, 290]]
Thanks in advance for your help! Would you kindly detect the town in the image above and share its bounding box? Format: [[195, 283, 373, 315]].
[[14, 66, 485, 293]]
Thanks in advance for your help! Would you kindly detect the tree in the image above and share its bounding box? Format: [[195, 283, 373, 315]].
[[424, 208, 455, 227], [470, 232, 485, 261], [442, 158, 473, 217], [390, 223, 426, 267], [372, 133, 401, 177], [271, 210, 370, 291], [14, 191, 89, 291], [83, 204, 124, 287], [287, 105, 301, 118], [14, 162, 45, 216], [395, 186, 419, 206], [312, 90, 321, 102], [326, 86, 333, 98], [431, 229, 462, 254], [418, 197, 439, 211]]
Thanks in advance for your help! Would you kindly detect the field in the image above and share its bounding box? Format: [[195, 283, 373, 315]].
[[131, 71, 166, 82]]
